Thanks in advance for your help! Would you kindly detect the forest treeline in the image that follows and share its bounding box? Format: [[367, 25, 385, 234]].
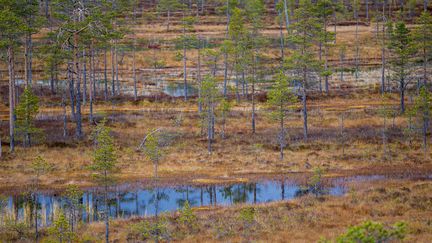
[[0, 0, 431, 157]]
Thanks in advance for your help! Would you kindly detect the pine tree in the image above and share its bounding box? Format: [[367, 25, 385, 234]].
[[228, 7, 248, 102], [144, 131, 162, 179], [201, 75, 219, 154], [411, 86, 432, 156], [267, 71, 298, 160], [157, 0, 184, 31], [89, 119, 117, 243], [245, 0, 265, 134], [285, 0, 322, 141], [219, 98, 232, 139], [19, 0, 41, 88], [14, 88, 40, 147], [48, 210, 75, 242], [175, 14, 197, 101], [0, 0, 26, 152], [412, 11, 432, 86], [316, 0, 337, 94], [378, 94, 394, 160], [39, 31, 68, 94], [388, 21, 415, 113], [63, 185, 83, 234]]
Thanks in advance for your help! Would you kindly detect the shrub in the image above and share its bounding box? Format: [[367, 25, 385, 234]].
[[129, 217, 170, 242], [238, 207, 257, 240], [46, 210, 75, 243], [320, 221, 407, 243], [238, 207, 255, 225], [177, 201, 197, 231], [0, 218, 31, 241]]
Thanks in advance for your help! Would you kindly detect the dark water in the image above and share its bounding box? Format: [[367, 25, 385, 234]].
[[164, 83, 198, 97], [0, 173, 430, 227]]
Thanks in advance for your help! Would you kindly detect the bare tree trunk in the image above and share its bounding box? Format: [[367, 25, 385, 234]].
[[324, 17, 329, 95], [104, 49, 108, 100], [252, 55, 256, 134], [354, 10, 360, 81], [89, 47, 94, 123], [111, 44, 115, 96], [132, 5, 138, 101], [366, 0, 369, 20], [133, 39, 137, 101], [24, 35, 29, 88], [211, 104, 215, 139], [68, 62, 76, 121], [83, 50, 87, 106], [198, 37, 202, 113], [223, 52, 228, 97], [62, 95, 67, 138], [400, 79, 405, 113], [278, 9, 285, 66], [283, 0, 290, 33], [302, 87, 308, 141], [95, 49, 99, 97], [8, 46, 15, 152], [183, 17, 188, 101], [235, 71, 240, 102], [28, 33, 33, 86], [74, 34, 83, 139], [381, 8, 386, 93], [241, 71, 246, 98], [223, 0, 230, 97], [115, 42, 120, 95]]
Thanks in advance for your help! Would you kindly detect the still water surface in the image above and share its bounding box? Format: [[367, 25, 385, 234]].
[[0, 173, 429, 227]]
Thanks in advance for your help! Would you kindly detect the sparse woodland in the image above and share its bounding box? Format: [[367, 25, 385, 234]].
[[0, 0, 432, 242]]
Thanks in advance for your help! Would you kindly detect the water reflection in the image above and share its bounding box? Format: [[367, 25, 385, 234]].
[[3, 172, 430, 228], [0, 179, 350, 228]]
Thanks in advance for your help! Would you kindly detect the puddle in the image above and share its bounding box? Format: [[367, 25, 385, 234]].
[[0, 173, 430, 227]]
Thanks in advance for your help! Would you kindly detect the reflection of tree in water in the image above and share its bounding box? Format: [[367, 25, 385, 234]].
[[113, 190, 135, 218], [92, 193, 104, 222], [245, 183, 258, 203], [281, 181, 285, 200], [205, 186, 218, 206], [149, 188, 169, 217], [175, 186, 198, 208], [219, 183, 259, 205], [220, 185, 233, 203], [118, 190, 147, 217], [4, 192, 40, 228], [232, 184, 248, 204]]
